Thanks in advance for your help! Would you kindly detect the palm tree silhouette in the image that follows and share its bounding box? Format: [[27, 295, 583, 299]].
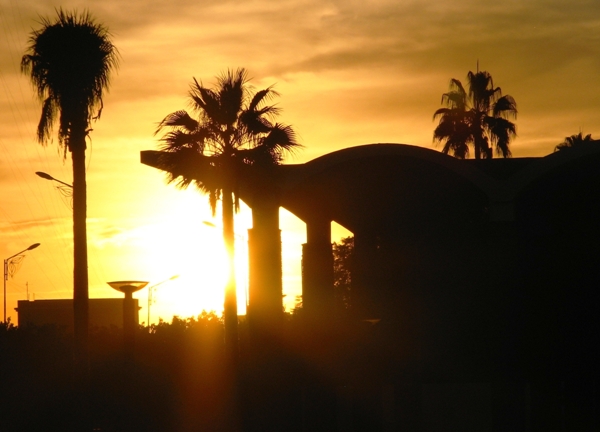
[[433, 70, 517, 159], [555, 131, 595, 152], [22, 10, 119, 374], [155, 68, 300, 361]]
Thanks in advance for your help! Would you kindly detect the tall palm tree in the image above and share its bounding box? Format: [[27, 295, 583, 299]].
[[155, 68, 300, 361], [555, 131, 594, 152], [22, 10, 119, 375], [433, 70, 518, 159]]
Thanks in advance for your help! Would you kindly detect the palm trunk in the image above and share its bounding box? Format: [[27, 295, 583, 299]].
[[72, 143, 89, 377], [222, 187, 238, 363], [71, 136, 90, 431]]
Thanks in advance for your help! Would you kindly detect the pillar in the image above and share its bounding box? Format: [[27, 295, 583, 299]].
[[301, 219, 333, 321], [247, 195, 283, 335], [123, 293, 136, 356]]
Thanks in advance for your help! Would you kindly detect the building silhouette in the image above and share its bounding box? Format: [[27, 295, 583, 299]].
[[16, 298, 140, 331], [142, 142, 600, 431]]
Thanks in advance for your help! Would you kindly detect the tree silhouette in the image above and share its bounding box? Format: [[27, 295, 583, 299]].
[[333, 236, 353, 313], [554, 131, 595, 152], [155, 68, 300, 361], [21, 9, 119, 381], [433, 70, 517, 159]]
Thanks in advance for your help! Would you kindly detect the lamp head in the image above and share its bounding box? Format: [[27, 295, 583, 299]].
[[35, 172, 53, 181], [107, 281, 149, 295], [27, 243, 41, 251]]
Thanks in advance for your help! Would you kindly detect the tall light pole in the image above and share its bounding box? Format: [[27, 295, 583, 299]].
[[147, 275, 179, 327], [4, 243, 40, 322]]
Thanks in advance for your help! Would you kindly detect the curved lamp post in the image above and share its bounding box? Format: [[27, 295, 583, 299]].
[[35, 171, 73, 207], [35, 171, 72, 188], [4, 243, 40, 322], [147, 275, 179, 328]]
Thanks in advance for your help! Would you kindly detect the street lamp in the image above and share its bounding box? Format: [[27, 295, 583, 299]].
[[147, 275, 179, 327], [107, 281, 148, 354], [35, 171, 73, 207], [4, 243, 41, 322], [35, 171, 72, 188]]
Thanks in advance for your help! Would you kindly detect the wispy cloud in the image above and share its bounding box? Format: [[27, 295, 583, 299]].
[[0, 216, 67, 234]]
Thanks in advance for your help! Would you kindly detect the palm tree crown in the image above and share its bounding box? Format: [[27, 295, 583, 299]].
[[555, 132, 595, 152], [21, 9, 119, 152], [155, 68, 300, 212], [433, 70, 517, 159]]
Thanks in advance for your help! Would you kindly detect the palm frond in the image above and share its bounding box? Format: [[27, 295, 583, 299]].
[[247, 87, 280, 112], [441, 89, 467, 111], [491, 124, 513, 158], [493, 95, 518, 119], [253, 105, 282, 120], [433, 108, 472, 159], [467, 70, 504, 114], [189, 79, 220, 120], [239, 109, 273, 135], [156, 149, 222, 192], [264, 124, 301, 154], [208, 190, 219, 216], [158, 130, 200, 152], [155, 110, 199, 134], [433, 107, 451, 121], [484, 117, 515, 158], [37, 96, 57, 144], [217, 68, 246, 126], [236, 146, 276, 165], [448, 78, 466, 95]]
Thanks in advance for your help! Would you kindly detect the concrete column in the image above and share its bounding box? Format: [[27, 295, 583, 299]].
[[247, 197, 283, 334], [301, 219, 333, 320], [123, 293, 136, 357]]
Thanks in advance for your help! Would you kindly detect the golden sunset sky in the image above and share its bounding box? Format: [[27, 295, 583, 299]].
[[1, 0, 599, 323]]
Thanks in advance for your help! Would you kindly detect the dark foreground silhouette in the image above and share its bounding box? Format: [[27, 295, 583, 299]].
[[1, 303, 599, 432]]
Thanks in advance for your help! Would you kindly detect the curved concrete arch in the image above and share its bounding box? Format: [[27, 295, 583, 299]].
[[282, 143, 502, 198]]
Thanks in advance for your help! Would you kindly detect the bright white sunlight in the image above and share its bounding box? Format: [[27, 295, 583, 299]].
[[129, 194, 252, 323]]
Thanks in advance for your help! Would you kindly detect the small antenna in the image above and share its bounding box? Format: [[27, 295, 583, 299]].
[[476, 59, 479, 73]]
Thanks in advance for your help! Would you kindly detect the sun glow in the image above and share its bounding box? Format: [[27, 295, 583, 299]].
[[118, 190, 252, 325]]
